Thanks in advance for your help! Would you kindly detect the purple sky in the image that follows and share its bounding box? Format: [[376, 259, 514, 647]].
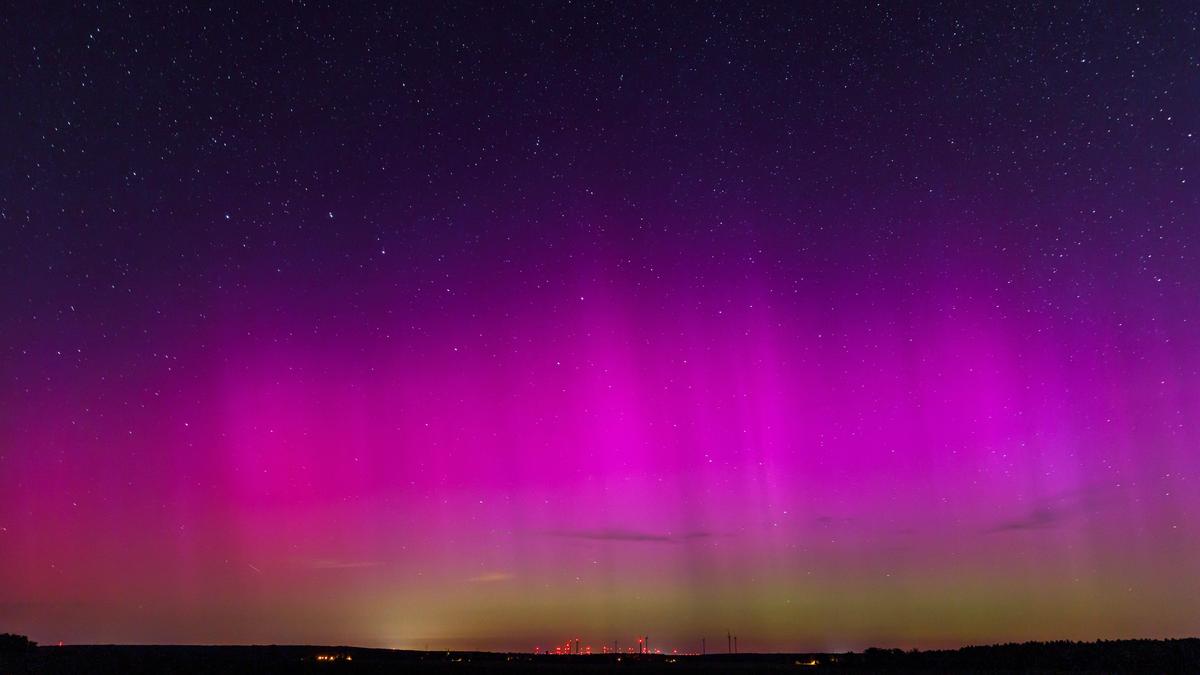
[[2, 1, 1199, 652]]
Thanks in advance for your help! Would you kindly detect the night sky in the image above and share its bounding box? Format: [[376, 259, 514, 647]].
[[2, 1, 1199, 653]]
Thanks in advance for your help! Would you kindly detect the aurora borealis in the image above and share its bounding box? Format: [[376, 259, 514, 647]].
[[2, 1, 1199, 653]]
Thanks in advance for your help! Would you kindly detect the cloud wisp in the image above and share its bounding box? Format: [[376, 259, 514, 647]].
[[983, 485, 1118, 534], [545, 528, 714, 543], [305, 559, 387, 570], [468, 572, 515, 583]]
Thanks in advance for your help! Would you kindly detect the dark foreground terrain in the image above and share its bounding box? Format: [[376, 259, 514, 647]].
[[2, 639, 1199, 673]]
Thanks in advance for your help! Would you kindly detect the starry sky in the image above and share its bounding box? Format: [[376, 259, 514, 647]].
[[2, 1, 1199, 653]]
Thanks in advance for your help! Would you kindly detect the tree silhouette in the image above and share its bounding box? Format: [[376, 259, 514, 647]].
[[0, 634, 36, 652]]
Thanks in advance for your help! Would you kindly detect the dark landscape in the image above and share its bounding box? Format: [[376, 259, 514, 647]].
[[4, 636, 1200, 674]]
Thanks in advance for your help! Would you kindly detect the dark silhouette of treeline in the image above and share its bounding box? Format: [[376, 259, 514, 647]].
[[1, 636, 1198, 673], [839, 640, 1200, 671], [0, 633, 36, 652]]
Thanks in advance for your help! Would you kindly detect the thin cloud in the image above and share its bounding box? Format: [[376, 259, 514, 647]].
[[307, 559, 387, 569], [814, 515, 858, 526], [546, 528, 713, 543], [984, 506, 1064, 533], [983, 485, 1116, 534], [468, 572, 514, 583]]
